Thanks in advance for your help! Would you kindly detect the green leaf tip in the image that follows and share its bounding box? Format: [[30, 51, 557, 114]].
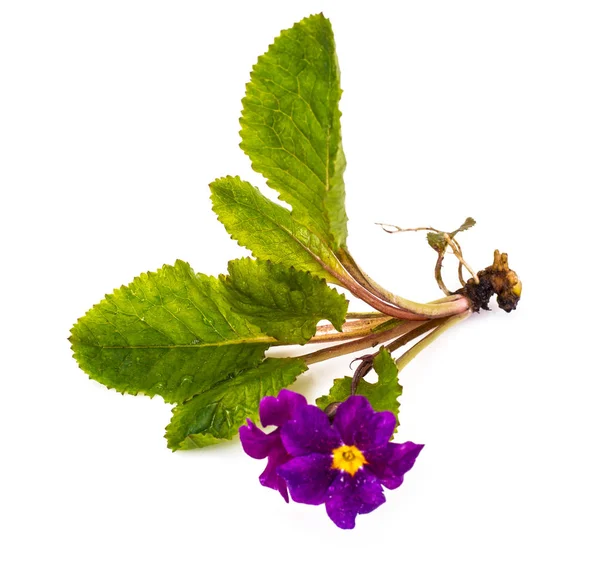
[[316, 347, 402, 425], [240, 12, 347, 250], [165, 357, 307, 450], [71, 256, 345, 403], [454, 217, 476, 234], [70, 260, 270, 403]]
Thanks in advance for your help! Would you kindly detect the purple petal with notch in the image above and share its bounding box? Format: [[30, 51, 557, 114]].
[[239, 419, 280, 459], [333, 395, 372, 444], [365, 442, 424, 490], [259, 389, 308, 427], [281, 405, 341, 456], [325, 470, 386, 530], [333, 395, 396, 450], [259, 443, 292, 502], [239, 420, 293, 502], [355, 410, 396, 450]]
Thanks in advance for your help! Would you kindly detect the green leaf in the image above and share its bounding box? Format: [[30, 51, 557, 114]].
[[240, 13, 347, 250], [70, 260, 271, 403], [165, 357, 307, 450], [210, 175, 348, 284], [426, 231, 447, 252], [316, 347, 402, 424], [451, 216, 476, 236], [427, 217, 477, 253], [222, 258, 348, 344]]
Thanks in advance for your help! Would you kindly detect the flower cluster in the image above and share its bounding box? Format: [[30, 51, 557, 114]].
[[239, 390, 423, 529]]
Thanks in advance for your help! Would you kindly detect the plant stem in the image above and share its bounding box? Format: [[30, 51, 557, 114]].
[[312, 317, 392, 342], [394, 311, 471, 372], [315, 316, 389, 334], [385, 318, 445, 354], [345, 311, 389, 320], [301, 320, 432, 366], [444, 234, 479, 284], [434, 250, 451, 296], [329, 268, 430, 321], [295, 237, 431, 320], [336, 248, 471, 319], [349, 319, 444, 394], [375, 223, 443, 234]]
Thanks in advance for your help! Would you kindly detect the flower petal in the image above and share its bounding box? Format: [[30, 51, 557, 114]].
[[333, 395, 395, 450], [281, 405, 341, 456], [365, 441, 424, 490], [333, 396, 373, 442], [239, 420, 280, 459], [278, 454, 335, 505], [325, 470, 386, 530], [259, 444, 292, 503], [259, 389, 308, 428], [356, 410, 396, 450], [240, 420, 293, 502]]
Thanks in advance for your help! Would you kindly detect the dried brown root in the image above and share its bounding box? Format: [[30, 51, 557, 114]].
[[455, 250, 522, 313]]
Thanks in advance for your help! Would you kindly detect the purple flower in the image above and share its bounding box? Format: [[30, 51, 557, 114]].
[[240, 391, 423, 529], [278, 395, 424, 529], [239, 389, 307, 502]]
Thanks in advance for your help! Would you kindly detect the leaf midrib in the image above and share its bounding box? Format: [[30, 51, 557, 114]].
[[243, 23, 339, 237], [70, 336, 276, 349]]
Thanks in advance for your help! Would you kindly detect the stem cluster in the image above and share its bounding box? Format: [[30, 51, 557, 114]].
[[292, 245, 520, 394], [289, 247, 477, 391]]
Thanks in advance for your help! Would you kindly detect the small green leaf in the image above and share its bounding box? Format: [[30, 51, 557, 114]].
[[452, 217, 476, 236], [427, 217, 477, 253], [222, 258, 348, 344], [70, 260, 271, 403], [240, 13, 347, 250], [427, 232, 447, 252], [316, 347, 402, 424], [165, 357, 307, 450], [210, 176, 348, 284]]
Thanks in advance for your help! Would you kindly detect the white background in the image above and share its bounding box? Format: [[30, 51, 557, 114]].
[[1, 1, 599, 559]]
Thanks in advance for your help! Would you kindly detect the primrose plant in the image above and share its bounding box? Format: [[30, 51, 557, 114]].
[[70, 14, 521, 529]]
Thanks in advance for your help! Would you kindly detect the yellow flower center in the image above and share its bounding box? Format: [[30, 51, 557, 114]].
[[331, 445, 368, 476]]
